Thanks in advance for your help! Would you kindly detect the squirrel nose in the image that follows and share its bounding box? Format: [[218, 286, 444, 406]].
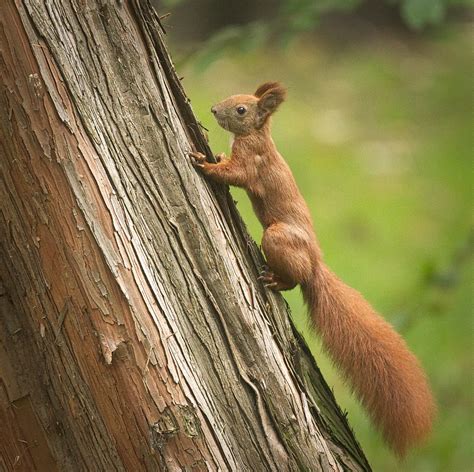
[[211, 106, 217, 115]]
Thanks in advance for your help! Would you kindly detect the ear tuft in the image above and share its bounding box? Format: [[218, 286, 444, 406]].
[[254, 81, 283, 98], [256, 82, 286, 118]]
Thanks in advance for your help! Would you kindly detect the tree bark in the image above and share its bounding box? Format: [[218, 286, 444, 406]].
[[0, 1, 370, 470]]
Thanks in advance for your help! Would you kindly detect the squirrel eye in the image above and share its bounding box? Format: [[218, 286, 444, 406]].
[[236, 106, 246, 115]]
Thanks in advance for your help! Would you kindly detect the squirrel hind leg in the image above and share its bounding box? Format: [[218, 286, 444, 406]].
[[261, 223, 313, 288]]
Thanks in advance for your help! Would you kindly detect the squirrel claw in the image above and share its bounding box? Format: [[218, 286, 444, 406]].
[[258, 269, 272, 280], [259, 271, 275, 285], [188, 151, 206, 164], [264, 282, 278, 289], [259, 270, 293, 291]]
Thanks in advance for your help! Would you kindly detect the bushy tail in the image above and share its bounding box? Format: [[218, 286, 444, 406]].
[[303, 263, 436, 456]]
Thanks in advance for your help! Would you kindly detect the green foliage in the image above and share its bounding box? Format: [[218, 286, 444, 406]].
[[181, 24, 472, 471], [400, 0, 446, 29], [278, 0, 362, 39], [191, 22, 269, 72], [170, 0, 472, 74], [399, 0, 474, 29]]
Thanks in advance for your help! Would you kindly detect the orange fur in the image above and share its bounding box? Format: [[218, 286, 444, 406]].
[[190, 82, 436, 456]]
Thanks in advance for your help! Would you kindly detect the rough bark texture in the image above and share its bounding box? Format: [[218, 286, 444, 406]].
[[0, 1, 371, 470]]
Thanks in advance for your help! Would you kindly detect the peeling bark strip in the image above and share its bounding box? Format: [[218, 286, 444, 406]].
[[0, 1, 370, 471]]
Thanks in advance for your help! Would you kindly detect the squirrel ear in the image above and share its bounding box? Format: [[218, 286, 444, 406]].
[[254, 81, 282, 98], [257, 83, 286, 117]]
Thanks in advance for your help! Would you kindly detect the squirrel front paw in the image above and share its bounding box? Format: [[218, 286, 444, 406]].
[[258, 269, 296, 291], [188, 151, 207, 168]]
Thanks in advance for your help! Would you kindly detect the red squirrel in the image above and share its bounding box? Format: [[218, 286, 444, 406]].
[[189, 82, 435, 456]]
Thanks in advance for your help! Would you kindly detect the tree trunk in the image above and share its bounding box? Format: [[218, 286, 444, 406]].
[[0, 1, 370, 470]]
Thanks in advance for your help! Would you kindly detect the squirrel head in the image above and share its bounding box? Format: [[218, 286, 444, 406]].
[[211, 82, 286, 136]]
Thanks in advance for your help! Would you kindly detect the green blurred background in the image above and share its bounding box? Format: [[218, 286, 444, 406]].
[[157, 1, 473, 469]]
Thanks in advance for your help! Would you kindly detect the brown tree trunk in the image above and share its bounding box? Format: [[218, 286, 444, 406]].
[[0, 1, 370, 470]]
